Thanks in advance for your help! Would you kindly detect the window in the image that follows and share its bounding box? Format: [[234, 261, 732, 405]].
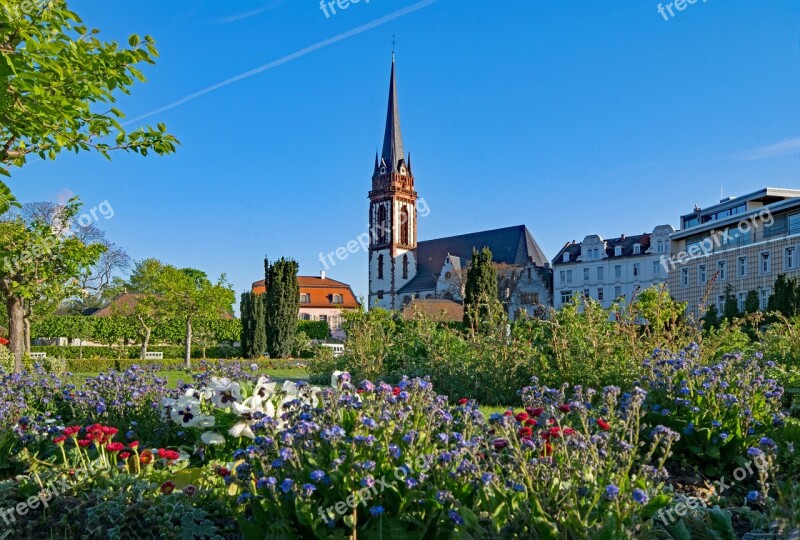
[[559, 270, 566, 284], [597, 267, 604, 280], [300, 293, 311, 304], [402, 254, 409, 279], [738, 256, 747, 278], [563, 253, 570, 263], [593, 248, 600, 259], [633, 244, 641, 255], [789, 213, 800, 235], [614, 246, 623, 256], [681, 268, 689, 287], [584, 268, 590, 281], [400, 206, 410, 245], [377, 290, 384, 300], [614, 286, 622, 298], [761, 288, 771, 310], [376, 205, 388, 244], [527, 268, 531, 279], [657, 240, 665, 253], [786, 247, 797, 270], [566, 270, 573, 283], [717, 295, 725, 313], [698, 264, 707, 284], [717, 260, 726, 281], [332, 294, 343, 304], [445, 271, 452, 280], [560, 290, 573, 304], [760, 251, 771, 275], [633, 263, 640, 277], [738, 292, 747, 312], [377, 254, 384, 280], [653, 261, 661, 276], [521, 293, 539, 304], [319, 315, 328, 323], [614, 265, 622, 279], [583, 288, 590, 299], [299, 313, 311, 321], [597, 287, 604, 301]]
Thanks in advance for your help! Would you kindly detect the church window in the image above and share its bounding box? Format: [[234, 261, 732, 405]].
[[400, 206, 410, 245], [377, 254, 384, 279], [402, 254, 409, 279], [377, 205, 388, 244]]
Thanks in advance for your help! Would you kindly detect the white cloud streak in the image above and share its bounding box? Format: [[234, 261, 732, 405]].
[[732, 137, 800, 161]]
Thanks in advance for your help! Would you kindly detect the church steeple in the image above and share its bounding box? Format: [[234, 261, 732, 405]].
[[381, 57, 405, 173]]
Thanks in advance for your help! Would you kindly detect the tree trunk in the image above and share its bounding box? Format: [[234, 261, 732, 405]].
[[140, 327, 151, 360], [6, 296, 24, 372], [184, 318, 192, 370], [23, 316, 31, 354]]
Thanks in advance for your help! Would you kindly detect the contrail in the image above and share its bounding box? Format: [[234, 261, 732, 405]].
[[124, 0, 437, 127]]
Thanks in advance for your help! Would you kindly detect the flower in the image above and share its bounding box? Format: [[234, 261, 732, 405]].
[[280, 478, 294, 494], [160, 481, 176, 495], [597, 419, 611, 431], [514, 412, 529, 422], [201, 432, 226, 445], [632, 489, 649, 504], [747, 490, 760, 502], [558, 404, 571, 413], [53, 435, 67, 445], [448, 510, 464, 526], [370, 505, 385, 516], [493, 438, 509, 451], [457, 398, 468, 406], [157, 448, 180, 461], [106, 442, 124, 453], [209, 378, 242, 408], [140, 450, 154, 465], [526, 407, 544, 417], [119, 451, 131, 460], [604, 485, 620, 500]]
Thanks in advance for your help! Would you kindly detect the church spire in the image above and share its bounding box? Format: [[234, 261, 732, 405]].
[[381, 56, 405, 173]]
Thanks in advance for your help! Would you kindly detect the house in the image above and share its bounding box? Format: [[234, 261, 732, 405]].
[[402, 298, 464, 323], [251, 272, 360, 339]]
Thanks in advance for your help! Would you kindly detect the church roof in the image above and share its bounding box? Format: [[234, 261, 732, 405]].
[[380, 58, 404, 173], [398, 225, 549, 294]]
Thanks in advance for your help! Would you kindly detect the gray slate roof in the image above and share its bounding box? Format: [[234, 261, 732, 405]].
[[552, 233, 652, 265], [398, 225, 549, 294], [381, 59, 404, 173]]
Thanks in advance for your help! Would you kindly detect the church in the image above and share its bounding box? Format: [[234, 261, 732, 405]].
[[367, 58, 553, 320]]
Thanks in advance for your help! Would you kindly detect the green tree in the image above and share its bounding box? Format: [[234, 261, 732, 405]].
[[118, 258, 172, 359], [463, 247, 503, 334], [701, 304, 720, 332], [744, 290, 760, 314], [768, 274, 800, 317], [0, 0, 177, 198], [0, 200, 105, 370], [264, 257, 299, 358], [722, 285, 740, 322], [240, 291, 267, 359]]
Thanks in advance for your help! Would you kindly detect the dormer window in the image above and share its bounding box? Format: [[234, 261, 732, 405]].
[[300, 293, 311, 304], [614, 246, 623, 257], [633, 244, 641, 255], [563, 253, 570, 263], [332, 294, 343, 304]]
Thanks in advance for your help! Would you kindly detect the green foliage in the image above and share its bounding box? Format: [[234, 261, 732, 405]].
[[240, 292, 267, 359], [701, 304, 720, 332], [768, 274, 800, 318], [745, 290, 760, 314], [722, 284, 740, 322], [463, 247, 504, 334], [297, 320, 330, 340], [265, 257, 299, 359]]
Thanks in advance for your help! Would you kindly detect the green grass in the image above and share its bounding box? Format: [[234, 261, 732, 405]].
[[70, 367, 309, 388]]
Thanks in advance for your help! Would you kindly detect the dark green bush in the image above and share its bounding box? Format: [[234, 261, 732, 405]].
[[297, 320, 330, 340], [31, 344, 240, 361]]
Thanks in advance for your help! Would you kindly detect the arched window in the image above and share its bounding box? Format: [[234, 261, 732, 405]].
[[377, 254, 384, 279], [376, 205, 388, 244], [400, 205, 410, 245], [402, 254, 409, 279]]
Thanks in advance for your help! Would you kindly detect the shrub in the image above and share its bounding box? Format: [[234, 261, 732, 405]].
[[30, 344, 240, 361]]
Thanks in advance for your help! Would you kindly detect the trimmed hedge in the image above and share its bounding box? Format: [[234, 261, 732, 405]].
[[31, 344, 240, 360], [61, 357, 307, 374], [297, 320, 330, 340]]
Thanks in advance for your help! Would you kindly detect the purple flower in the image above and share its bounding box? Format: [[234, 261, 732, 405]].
[[632, 489, 648, 504], [604, 485, 620, 500], [448, 510, 464, 526], [280, 478, 294, 493]]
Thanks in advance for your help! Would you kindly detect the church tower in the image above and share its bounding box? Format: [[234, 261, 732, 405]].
[[368, 56, 418, 310]]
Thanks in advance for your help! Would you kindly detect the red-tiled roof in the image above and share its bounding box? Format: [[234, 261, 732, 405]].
[[251, 276, 361, 309], [402, 299, 464, 322]]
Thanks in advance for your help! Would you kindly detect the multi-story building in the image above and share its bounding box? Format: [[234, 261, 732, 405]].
[[252, 272, 360, 339], [551, 225, 675, 309], [666, 187, 800, 318]]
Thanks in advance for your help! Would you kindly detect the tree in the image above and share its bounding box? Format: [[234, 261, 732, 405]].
[[701, 304, 720, 332], [744, 290, 760, 314], [0, 199, 105, 370], [118, 259, 172, 359], [265, 257, 299, 358], [722, 285, 740, 322], [240, 291, 267, 359], [463, 247, 504, 334], [768, 274, 800, 317], [0, 0, 178, 198]]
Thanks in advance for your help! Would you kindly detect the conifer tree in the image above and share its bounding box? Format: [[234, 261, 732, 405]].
[[768, 274, 800, 317], [463, 247, 504, 333], [744, 290, 760, 314], [722, 285, 740, 322], [701, 304, 719, 332], [265, 257, 299, 358]]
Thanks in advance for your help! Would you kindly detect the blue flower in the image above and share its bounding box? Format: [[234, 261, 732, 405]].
[[604, 485, 620, 500], [280, 478, 294, 493], [361, 476, 375, 488], [747, 490, 760, 502], [632, 489, 649, 504], [369, 505, 385, 516], [310, 470, 326, 483], [237, 493, 253, 504], [448, 510, 464, 526]]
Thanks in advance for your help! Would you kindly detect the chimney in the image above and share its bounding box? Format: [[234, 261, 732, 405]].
[[320, 271, 326, 280]]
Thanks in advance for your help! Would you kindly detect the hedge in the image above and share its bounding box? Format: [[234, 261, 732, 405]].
[[32, 316, 241, 344], [60, 357, 308, 374], [297, 320, 330, 340], [31, 344, 240, 361]]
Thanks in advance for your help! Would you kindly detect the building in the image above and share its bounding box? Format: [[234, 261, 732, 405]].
[[666, 187, 800, 318], [367, 57, 552, 319], [402, 298, 464, 323], [252, 272, 360, 339], [551, 225, 675, 310]]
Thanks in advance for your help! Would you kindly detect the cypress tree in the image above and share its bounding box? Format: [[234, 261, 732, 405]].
[[265, 257, 299, 358], [240, 291, 268, 359], [744, 290, 760, 314], [239, 292, 252, 358], [768, 274, 800, 317], [722, 284, 740, 322], [463, 247, 503, 333], [701, 304, 719, 332]]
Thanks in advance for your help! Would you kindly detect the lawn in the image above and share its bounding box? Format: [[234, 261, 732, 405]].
[[70, 367, 309, 388]]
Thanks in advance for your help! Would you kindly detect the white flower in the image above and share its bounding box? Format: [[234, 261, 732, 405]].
[[282, 380, 299, 397], [229, 421, 255, 439], [209, 378, 242, 409], [184, 387, 212, 400], [169, 396, 202, 427], [201, 432, 226, 445], [160, 397, 177, 421], [253, 377, 276, 400]]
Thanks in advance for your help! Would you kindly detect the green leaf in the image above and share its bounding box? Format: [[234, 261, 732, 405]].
[[128, 34, 140, 47], [707, 507, 736, 540], [642, 494, 673, 519]]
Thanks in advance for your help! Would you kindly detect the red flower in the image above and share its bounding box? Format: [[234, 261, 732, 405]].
[[63, 426, 81, 437], [548, 426, 561, 438], [503, 410, 513, 417], [514, 412, 529, 422], [392, 387, 401, 396], [457, 398, 468, 406], [356, 389, 365, 394], [77, 439, 91, 448], [492, 438, 509, 451], [526, 407, 544, 418], [542, 442, 553, 457], [53, 436, 67, 445], [518, 427, 533, 438], [524, 419, 538, 427], [106, 442, 125, 453], [597, 419, 611, 431], [140, 450, 154, 465], [563, 427, 575, 436], [548, 418, 556, 425], [558, 404, 571, 413], [160, 481, 176, 495], [119, 451, 131, 460], [217, 467, 230, 477], [86, 423, 102, 433], [101, 427, 119, 436], [158, 448, 180, 461], [129, 441, 140, 449]]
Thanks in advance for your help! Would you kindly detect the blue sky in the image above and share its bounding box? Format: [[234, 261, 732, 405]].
[[10, 0, 800, 304]]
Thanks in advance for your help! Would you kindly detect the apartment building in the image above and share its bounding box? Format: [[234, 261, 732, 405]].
[[552, 225, 675, 309], [666, 187, 800, 318]]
